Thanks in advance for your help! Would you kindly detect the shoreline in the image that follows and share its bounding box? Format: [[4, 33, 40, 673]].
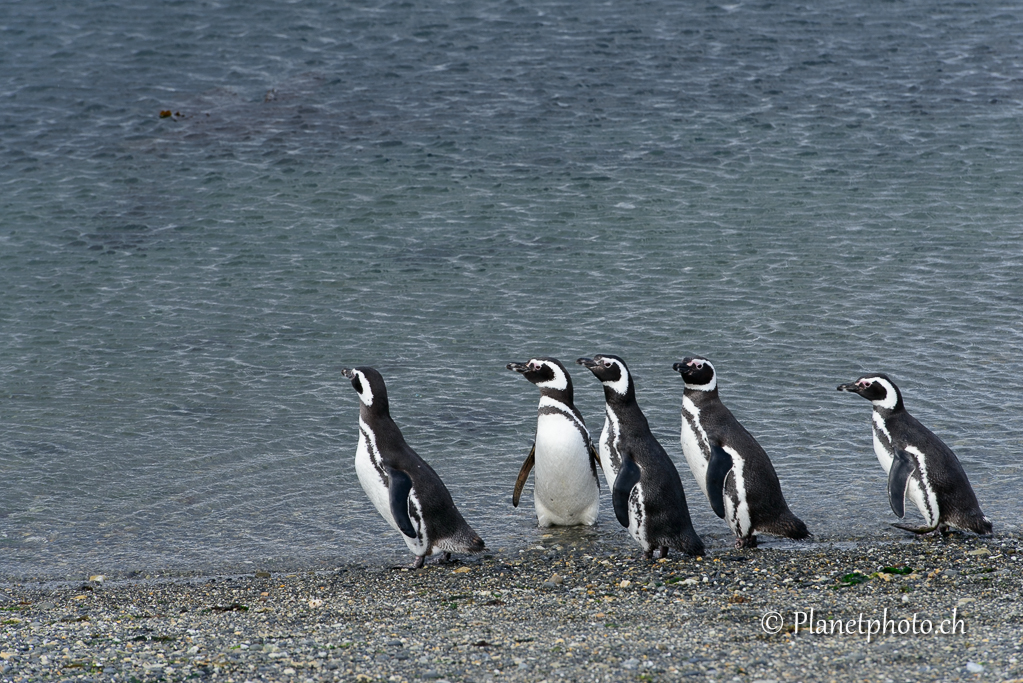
[[2, 534, 1022, 682]]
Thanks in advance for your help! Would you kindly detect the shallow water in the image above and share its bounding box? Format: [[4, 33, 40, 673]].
[[2, 0, 1022, 578]]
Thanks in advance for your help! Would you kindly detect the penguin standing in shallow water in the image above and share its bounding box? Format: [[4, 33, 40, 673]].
[[837, 374, 992, 536], [341, 367, 485, 567], [672, 356, 809, 548], [577, 354, 705, 558], [507, 358, 601, 526]]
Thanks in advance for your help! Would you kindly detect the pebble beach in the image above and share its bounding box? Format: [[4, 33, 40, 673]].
[[2, 533, 1021, 683]]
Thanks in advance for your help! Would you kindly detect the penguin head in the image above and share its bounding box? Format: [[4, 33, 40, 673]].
[[837, 374, 902, 410], [507, 357, 573, 395], [672, 356, 717, 392], [341, 366, 390, 414], [576, 354, 633, 399]]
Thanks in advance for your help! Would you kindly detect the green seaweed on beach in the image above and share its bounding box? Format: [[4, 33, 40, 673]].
[[881, 566, 913, 575], [833, 571, 871, 588]]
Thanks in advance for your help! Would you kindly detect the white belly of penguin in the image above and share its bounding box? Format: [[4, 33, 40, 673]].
[[598, 408, 622, 485], [626, 483, 650, 550], [533, 413, 599, 526], [354, 427, 431, 555], [355, 429, 396, 529], [680, 398, 710, 500], [720, 446, 752, 538], [872, 421, 937, 526]]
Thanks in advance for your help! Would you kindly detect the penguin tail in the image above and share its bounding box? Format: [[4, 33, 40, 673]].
[[761, 511, 811, 540], [674, 529, 706, 558], [948, 512, 993, 536], [974, 517, 994, 536], [464, 531, 486, 553]]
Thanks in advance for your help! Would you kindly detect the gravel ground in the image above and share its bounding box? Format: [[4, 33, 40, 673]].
[[2, 533, 1021, 683]]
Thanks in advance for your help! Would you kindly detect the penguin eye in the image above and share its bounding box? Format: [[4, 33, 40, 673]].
[[602, 360, 612, 368], [694, 362, 704, 370]]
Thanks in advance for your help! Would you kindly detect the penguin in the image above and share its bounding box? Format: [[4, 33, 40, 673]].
[[341, 367, 486, 567], [672, 356, 809, 548], [837, 374, 992, 536], [506, 357, 601, 527], [577, 354, 705, 558]]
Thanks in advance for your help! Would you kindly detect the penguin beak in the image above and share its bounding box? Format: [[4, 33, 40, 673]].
[[576, 357, 597, 369], [672, 361, 687, 374], [506, 362, 528, 374], [341, 368, 354, 379], [836, 382, 859, 393]]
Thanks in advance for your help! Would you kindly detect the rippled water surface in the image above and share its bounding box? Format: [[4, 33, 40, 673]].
[[2, 0, 1022, 578]]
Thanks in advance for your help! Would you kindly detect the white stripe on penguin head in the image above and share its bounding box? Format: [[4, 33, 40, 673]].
[[601, 357, 630, 397], [861, 376, 897, 410], [354, 370, 375, 407], [534, 360, 569, 392]]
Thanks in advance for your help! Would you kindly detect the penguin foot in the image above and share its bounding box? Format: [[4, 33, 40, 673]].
[[439, 552, 453, 564], [891, 522, 940, 535], [658, 546, 669, 559], [643, 549, 654, 560], [412, 556, 426, 569], [735, 535, 758, 549]]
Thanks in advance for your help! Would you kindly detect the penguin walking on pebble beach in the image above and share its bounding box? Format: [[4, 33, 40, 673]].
[[577, 354, 705, 558], [341, 367, 485, 567], [837, 374, 992, 536], [672, 356, 809, 548], [507, 357, 601, 526]]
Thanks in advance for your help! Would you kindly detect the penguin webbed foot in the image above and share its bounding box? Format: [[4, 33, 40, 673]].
[[643, 549, 654, 560], [658, 546, 669, 559], [412, 555, 426, 569], [891, 522, 941, 535], [439, 552, 453, 564], [735, 535, 758, 549]]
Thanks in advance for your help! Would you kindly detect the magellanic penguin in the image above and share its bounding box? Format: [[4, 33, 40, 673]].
[[341, 367, 486, 567], [577, 354, 705, 558], [837, 374, 992, 536], [506, 357, 601, 526], [672, 356, 809, 549]]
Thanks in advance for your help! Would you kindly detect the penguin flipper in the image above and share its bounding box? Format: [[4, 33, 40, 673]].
[[588, 441, 602, 489], [512, 444, 535, 508], [706, 444, 734, 520], [887, 449, 916, 519], [612, 452, 642, 529], [386, 467, 417, 538]]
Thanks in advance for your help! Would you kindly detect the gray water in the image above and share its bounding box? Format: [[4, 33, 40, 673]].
[[2, 0, 1022, 579]]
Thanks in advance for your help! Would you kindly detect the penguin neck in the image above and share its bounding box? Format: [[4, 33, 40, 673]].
[[601, 376, 636, 407], [539, 385, 574, 407], [872, 399, 904, 418], [683, 384, 719, 404], [603, 388, 647, 426], [359, 399, 391, 424]]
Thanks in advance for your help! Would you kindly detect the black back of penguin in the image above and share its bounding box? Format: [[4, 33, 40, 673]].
[[344, 366, 485, 552], [578, 354, 704, 555], [674, 357, 808, 542]]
